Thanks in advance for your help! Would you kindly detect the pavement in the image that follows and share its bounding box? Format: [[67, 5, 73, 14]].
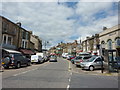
[[65, 58, 119, 77], [1, 57, 119, 89]]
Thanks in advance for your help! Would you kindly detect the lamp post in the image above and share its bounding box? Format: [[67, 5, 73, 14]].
[[74, 47, 76, 56], [44, 41, 49, 50], [43, 41, 49, 55]]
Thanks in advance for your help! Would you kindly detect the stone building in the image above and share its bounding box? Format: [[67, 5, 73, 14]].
[[82, 34, 99, 54], [30, 33, 42, 53], [99, 25, 120, 50], [1, 16, 20, 50], [99, 25, 120, 56], [1, 16, 42, 57]]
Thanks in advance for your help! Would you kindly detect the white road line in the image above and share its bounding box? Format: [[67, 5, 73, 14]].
[[67, 85, 70, 90], [69, 78, 71, 82], [13, 68, 38, 76], [70, 72, 72, 75]]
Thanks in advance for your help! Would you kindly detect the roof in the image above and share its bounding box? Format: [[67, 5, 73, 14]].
[[20, 49, 34, 55], [99, 24, 120, 36]]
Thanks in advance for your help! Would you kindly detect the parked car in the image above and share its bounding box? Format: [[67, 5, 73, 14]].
[[67, 56, 76, 60], [80, 56, 105, 71], [49, 55, 57, 62], [31, 55, 44, 64], [79, 52, 91, 56], [74, 56, 92, 67], [62, 53, 68, 58], [2, 53, 31, 69]]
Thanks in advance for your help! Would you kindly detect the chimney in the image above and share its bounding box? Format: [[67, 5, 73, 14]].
[[103, 26, 107, 30], [29, 31, 33, 34], [16, 22, 21, 27], [86, 36, 90, 39], [75, 40, 78, 44]]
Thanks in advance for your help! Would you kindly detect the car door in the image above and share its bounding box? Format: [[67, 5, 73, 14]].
[[22, 55, 28, 64], [94, 57, 102, 69], [18, 54, 26, 65]]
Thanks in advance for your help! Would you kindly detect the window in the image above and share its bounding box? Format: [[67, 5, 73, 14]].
[[25, 41, 27, 48], [2, 22, 9, 32], [22, 31, 26, 39], [3, 35, 7, 44], [21, 40, 28, 48], [13, 27, 17, 34], [2, 35, 13, 45], [95, 58, 102, 62], [107, 39, 112, 50], [101, 41, 105, 48], [83, 56, 91, 59], [115, 38, 120, 46], [22, 41, 24, 48], [8, 36, 12, 45], [26, 32, 29, 40]]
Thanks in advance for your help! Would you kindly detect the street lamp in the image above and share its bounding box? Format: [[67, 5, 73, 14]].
[[44, 41, 49, 50]]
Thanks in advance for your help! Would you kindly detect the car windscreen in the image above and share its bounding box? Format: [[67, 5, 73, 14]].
[[86, 56, 97, 62]]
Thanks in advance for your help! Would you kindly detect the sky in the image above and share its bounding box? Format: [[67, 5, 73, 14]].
[[0, 0, 119, 49]]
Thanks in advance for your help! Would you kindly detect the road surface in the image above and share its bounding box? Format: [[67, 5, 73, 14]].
[[1, 57, 119, 89]]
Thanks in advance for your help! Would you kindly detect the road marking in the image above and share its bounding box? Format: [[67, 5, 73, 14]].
[[70, 72, 72, 75], [68, 61, 72, 71], [69, 78, 71, 82], [13, 68, 38, 76], [67, 85, 70, 90]]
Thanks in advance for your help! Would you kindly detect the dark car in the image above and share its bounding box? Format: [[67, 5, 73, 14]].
[[49, 55, 57, 62], [2, 53, 31, 69]]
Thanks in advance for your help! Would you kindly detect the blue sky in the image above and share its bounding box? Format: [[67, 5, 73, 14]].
[[1, 1, 119, 48]]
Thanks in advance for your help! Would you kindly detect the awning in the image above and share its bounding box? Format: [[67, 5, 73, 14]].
[[3, 48, 21, 53], [20, 49, 34, 55]]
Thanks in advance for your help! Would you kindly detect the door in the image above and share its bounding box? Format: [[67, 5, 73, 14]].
[[94, 58, 102, 69]]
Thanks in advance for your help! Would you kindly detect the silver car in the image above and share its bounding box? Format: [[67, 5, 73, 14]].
[[74, 56, 91, 67], [80, 56, 105, 71]]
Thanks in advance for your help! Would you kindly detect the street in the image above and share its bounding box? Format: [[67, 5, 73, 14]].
[[2, 57, 119, 89]]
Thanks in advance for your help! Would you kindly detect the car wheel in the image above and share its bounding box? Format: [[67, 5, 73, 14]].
[[4, 65, 9, 69], [27, 62, 31, 66], [15, 63, 21, 69], [71, 61, 74, 64], [89, 66, 94, 71]]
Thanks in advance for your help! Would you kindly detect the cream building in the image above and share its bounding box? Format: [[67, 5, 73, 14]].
[[99, 25, 120, 50]]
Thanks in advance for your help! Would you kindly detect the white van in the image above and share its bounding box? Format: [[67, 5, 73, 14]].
[[62, 53, 68, 58], [31, 55, 44, 64]]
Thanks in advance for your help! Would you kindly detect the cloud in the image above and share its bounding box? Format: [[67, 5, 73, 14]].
[[1, 1, 118, 48], [75, 2, 118, 41]]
